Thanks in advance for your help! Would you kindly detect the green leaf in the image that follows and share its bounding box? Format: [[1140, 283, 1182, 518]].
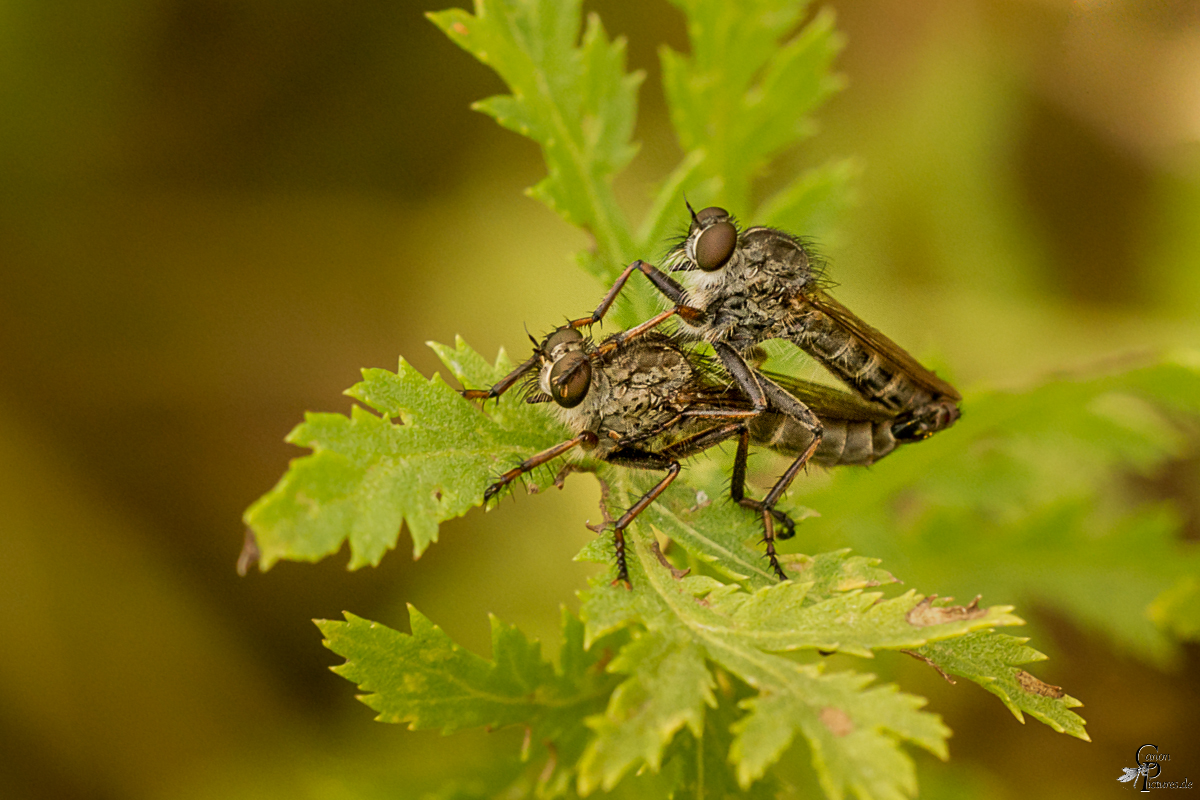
[[659, 681, 787, 800], [320, 606, 622, 795], [572, 500, 1007, 797], [578, 630, 714, 793], [758, 156, 862, 241], [794, 355, 1200, 667], [256, 0, 1131, 795], [731, 665, 947, 799], [244, 338, 565, 569], [660, 0, 845, 217], [910, 632, 1089, 741], [636, 459, 814, 589], [428, 0, 854, 331], [427, 0, 641, 277], [786, 549, 899, 603], [319, 607, 551, 733], [704, 586, 1021, 658]]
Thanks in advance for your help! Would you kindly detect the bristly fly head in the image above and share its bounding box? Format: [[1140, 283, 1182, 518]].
[[538, 325, 587, 358], [521, 383, 552, 404], [520, 324, 596, 406], [693, 206, 731, 227], [666, 204, 740, 273]]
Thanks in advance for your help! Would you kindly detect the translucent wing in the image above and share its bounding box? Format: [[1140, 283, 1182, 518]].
[[758, 370, 896, 422], [679, 368, 896, 423], [1118, 767, 1140, 782], [805, 288, 962, 401]]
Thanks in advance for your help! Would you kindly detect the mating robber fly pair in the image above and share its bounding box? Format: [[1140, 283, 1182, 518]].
[[462, 205, 961, 586]]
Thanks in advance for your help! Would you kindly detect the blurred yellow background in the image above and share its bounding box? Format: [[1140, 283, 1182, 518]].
[[1, 1, 1197, 798]]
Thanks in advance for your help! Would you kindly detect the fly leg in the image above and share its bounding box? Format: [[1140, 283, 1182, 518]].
[[603, 422, 745, 586], [461, 352, 541, 402], [714, 343, 823, 579], [570, 261, 686, 325], [728, 420, 820, 581], [606, 463, 681, 588], [570, 260, 708, 331], [619, 405, 756, 448], [594, 308, 678, 356], [729, 429, 785, 581], [754, 376, 823, 537], [483, 432, 597, 503]]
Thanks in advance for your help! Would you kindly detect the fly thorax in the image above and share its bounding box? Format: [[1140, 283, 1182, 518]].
[[596, 344, 692, 441]]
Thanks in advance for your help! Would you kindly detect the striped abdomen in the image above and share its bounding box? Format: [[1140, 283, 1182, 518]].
[[749, 412, 897, 467], [790, 308, 939, 414]]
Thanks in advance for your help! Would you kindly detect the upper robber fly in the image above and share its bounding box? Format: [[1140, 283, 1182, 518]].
[[571, 205, 962, 539]]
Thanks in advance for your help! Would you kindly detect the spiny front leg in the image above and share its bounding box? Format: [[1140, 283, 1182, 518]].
[[461, 352, 540, 403], [483, 432, 596, 503], [759, 511, 789, 582], [593, 307, 679, 356]]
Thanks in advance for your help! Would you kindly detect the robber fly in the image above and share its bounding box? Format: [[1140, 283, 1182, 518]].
[[571, 205, 962, 549], [463, 325, 770, 585], [463, 325, 935, 584]]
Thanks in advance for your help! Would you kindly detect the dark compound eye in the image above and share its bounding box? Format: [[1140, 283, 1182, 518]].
[[695, 220, 737, 271], [695, 206, 728, 224], [541, 326, 584, 355], [549, 352, 591, 408]]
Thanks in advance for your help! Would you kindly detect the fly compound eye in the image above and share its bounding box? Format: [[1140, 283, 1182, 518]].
[[549, 352, 591, 408], [695, 220, 737, 271], [695, 206, 728, 224], [541, 326, 584, 356]]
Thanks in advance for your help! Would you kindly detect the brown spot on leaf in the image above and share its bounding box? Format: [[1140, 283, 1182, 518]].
[[906, 595, 987, 627], [434, 489, 443, 501], [451, 22, 469, 36], [1016, 670, 1065, 698], [819, 706, 854, 737]]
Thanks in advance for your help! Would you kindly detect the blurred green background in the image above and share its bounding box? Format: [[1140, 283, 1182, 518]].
[[2, 1, 1198, 798]]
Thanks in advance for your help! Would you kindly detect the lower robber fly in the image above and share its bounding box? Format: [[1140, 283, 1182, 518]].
[[464, 325, 769, 585], [570, 204, 962, 543], [463, 325, 932, 584]]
